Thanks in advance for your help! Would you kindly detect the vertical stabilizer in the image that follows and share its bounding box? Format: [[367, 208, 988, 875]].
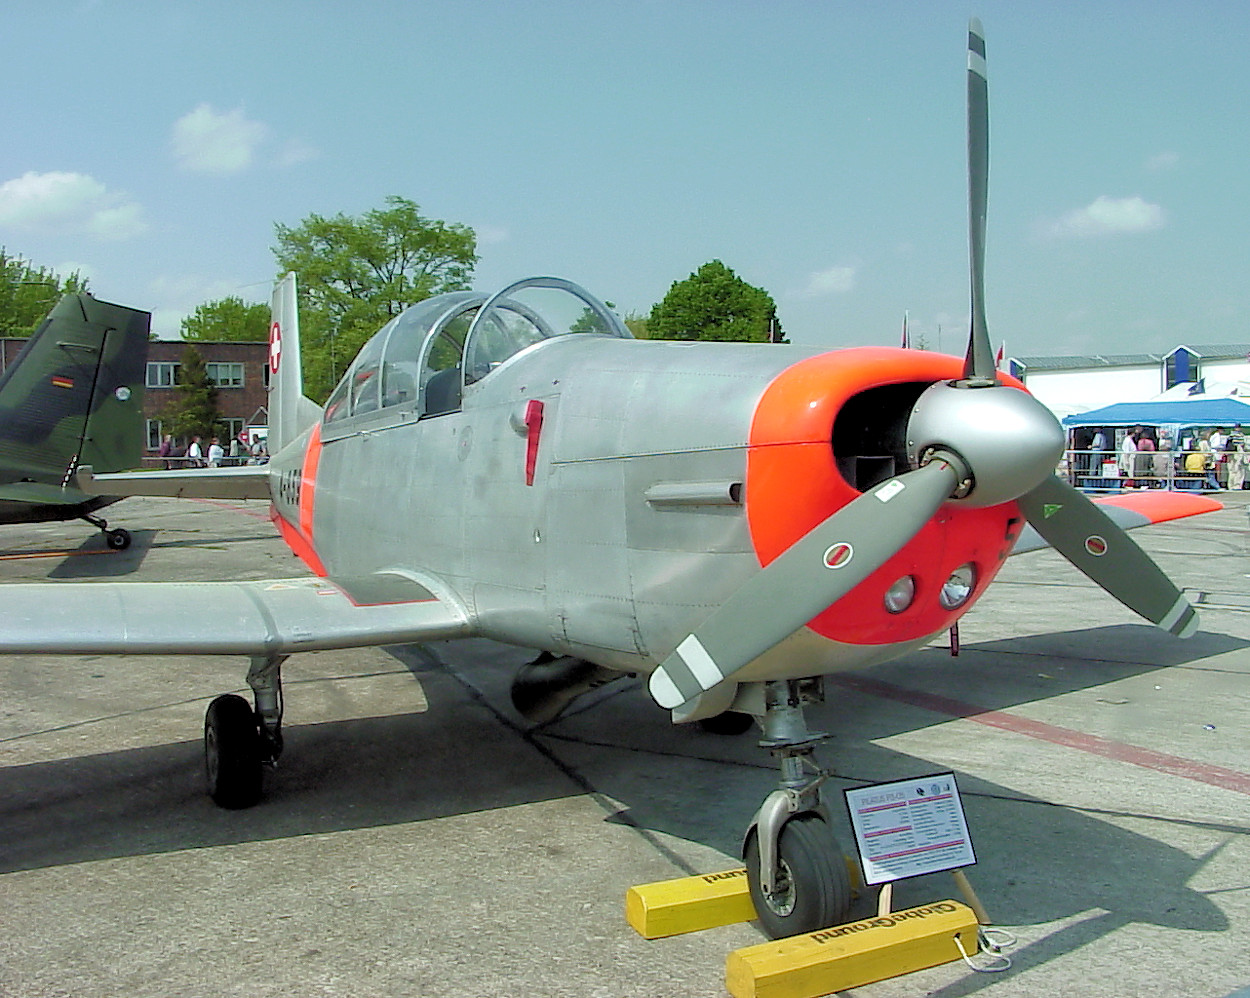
[[0, 294, 149, 485], [267, 273, 320, 455]]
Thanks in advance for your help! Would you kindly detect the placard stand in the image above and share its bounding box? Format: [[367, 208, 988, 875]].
[[844, 772, 989, 923], [876, 869, 990, 925]]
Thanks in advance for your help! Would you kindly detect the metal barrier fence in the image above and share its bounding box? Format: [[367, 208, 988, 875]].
[[1063, 448, 1225, 492]]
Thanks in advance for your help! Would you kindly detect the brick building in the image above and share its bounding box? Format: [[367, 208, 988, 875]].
[[1, 337, 270, 458]]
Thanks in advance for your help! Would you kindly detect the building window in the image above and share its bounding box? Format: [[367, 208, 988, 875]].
[[1164, 348, 1199, 390], [206, 362, 245, 388], [146, 419, 163, 450], [220, 417, 245, 443], [146, 362, 180, 388]]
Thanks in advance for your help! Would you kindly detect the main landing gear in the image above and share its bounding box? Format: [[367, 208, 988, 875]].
[[82, 513, 130, 550], [204, 655, 286, 809], [742, 678, 852, 939]]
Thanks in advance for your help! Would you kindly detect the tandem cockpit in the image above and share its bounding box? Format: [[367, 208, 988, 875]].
[[321, 277, 630, 430]]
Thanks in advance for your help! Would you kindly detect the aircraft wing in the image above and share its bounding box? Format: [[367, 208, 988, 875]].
[[1012, 490, 1222, 555], [77, 464, 271, 501], [0, 572, 472, 656]]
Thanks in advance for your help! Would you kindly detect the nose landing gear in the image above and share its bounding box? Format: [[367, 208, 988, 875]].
[[743, 678, 852, 939]]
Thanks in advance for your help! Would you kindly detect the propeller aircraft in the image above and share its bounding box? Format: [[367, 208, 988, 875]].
[[0, 292, 149, 549], [3, 21, 1220, 938]]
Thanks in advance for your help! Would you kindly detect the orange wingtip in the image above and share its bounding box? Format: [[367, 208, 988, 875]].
[[1094, 490, 1223, 523]]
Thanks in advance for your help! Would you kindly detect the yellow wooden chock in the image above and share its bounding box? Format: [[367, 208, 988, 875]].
[[626, 867, 756, 939], [725, 900, 978, 998]]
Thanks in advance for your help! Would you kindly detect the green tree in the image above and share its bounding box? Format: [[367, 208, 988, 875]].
[[272, 195, 478, 401], [623, 312, 650, 339], [162, 345, 221, 441], [0, 249, 89, 336], [648, 260, 785, 343], [181, 296, 269, 341]]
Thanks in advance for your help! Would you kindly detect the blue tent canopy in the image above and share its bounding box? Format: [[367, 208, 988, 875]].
[[1062, 397, 1250, 429]]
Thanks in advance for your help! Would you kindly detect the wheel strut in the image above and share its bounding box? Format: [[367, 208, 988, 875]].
[[246, 654, 287, 763], [750, 678, 830, 896]]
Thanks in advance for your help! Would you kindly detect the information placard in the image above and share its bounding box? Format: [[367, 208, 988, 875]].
[[843, 772, 976, 885]]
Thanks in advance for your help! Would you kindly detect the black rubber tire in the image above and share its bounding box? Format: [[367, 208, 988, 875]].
[[204, 694, 263, 809], [745, 813, 853, 939], [697, 711, 755, 736], [106, 528, 131, 550]]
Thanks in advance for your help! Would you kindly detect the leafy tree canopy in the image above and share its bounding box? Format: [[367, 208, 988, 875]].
[[181, 296, 270, 342], [0, 248, 89, 337], [162, 344, 222, 441], [648, 260, 785, 344], [272, 196, 478, 401]]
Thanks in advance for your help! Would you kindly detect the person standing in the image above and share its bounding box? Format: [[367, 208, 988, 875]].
[[207, 437, 224, 468], [187, 436, 204, 467], [158, 434, 173, 469], [1228, 424, 1247, 491], [1154, 431, 1174, 486], [1091, 427, 1108, 471], [1134, 428, 1156, 487], [1119, 428, 1137, 487], [1197, 430, 1222, 491]]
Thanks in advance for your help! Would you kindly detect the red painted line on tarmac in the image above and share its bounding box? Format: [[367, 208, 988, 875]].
[[829, 674, 1250, 797], [190, 497, 270, 520], [0, 548, 111, 561]]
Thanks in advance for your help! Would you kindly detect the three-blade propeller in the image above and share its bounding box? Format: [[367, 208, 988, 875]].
[[649, 19, 1198, 712]]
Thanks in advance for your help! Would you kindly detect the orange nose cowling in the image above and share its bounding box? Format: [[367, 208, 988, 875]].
[[744, 348, 1024, 646]]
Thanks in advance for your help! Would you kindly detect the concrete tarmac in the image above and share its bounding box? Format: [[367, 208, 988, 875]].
[[0, 493, 1247, 997]]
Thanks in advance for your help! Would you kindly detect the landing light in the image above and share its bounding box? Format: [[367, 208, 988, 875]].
[[939, 564, 976, 610], [884, 576, 916, 614]]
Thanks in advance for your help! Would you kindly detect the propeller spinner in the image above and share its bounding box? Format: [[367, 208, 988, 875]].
[[648, 20, 1198, 712]]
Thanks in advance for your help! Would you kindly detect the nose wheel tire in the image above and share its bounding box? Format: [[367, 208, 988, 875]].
[[745, 813, 852, 939], [105, 528, 131, 550], [205, 693, 263, 809]]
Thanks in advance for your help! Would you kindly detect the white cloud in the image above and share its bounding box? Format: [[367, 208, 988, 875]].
[[474, 224, 510, 245], [802, 265, 856, 296], [1145, 151, 1180, 172], [274, 137, 320, 168], [171, 103, 268, 174], [0, 170, 146, 240], [1049, 195, 1165, 238]]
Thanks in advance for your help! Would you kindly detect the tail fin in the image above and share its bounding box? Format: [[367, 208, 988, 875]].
[[0, 293, 149, 482], [267, 272, 321, 455]]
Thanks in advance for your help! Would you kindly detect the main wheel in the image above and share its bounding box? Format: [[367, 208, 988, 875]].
[[106, 528, 131, 550], [745, 813, 852, 939], [204, 694, 263, 809]]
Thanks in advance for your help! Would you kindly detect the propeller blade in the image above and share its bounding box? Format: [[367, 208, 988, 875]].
[[648, 458, 963, 709], [963, 16, 997, 385], [1017, 475, 1198, 637]]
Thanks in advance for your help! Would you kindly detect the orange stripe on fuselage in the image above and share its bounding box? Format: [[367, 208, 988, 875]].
[[270, 422, 328, 577], [745, 348, 1026, 646], [300, 421, 323, 542]]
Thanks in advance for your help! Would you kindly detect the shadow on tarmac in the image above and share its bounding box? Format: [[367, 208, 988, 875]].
[[0, 625, 1242, 983]]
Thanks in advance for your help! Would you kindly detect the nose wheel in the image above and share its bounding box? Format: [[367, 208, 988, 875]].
[[746, 813, 852, 939], [742, 679, 853, 939]]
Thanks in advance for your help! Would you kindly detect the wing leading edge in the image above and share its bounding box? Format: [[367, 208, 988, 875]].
[[1012, 489, 1222, 555], [0, 572, 472, 656]]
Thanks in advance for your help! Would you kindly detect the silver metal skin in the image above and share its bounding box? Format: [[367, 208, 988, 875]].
[[906, 380, 1066, 508]]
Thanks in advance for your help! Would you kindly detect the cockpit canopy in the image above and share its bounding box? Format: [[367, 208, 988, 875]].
[[323, 277, 630, 425]]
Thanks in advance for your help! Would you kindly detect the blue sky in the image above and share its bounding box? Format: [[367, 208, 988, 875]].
[[1, 1, 1246, 358]]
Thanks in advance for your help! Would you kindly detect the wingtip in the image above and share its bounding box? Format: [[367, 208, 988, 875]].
[[648, 669, 685, 710]]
